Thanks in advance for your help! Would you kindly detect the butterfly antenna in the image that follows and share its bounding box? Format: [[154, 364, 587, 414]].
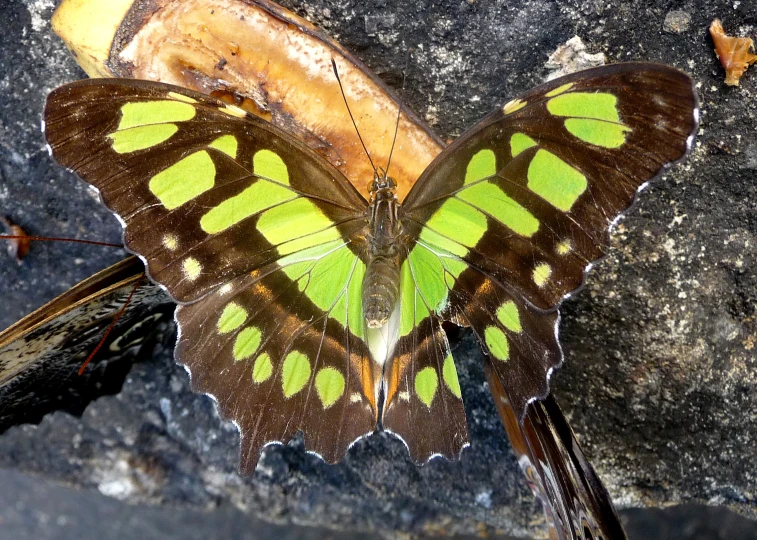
[[78, 274, 146, 375], [385, 47, 412, 180], [331, 58, 378, 175]]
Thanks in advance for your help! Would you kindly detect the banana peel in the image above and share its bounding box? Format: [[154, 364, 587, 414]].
[[52, 0, 444, 201]]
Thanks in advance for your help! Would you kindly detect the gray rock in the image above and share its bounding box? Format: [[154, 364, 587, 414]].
[[0, 0, 756, 538], [663, 10, 692, 33]]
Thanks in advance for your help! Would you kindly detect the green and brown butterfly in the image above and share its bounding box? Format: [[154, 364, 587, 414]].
[[43, 63, 698, 476]]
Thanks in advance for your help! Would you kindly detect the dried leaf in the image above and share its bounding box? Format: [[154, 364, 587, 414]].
[[710, 19, 757, 86]]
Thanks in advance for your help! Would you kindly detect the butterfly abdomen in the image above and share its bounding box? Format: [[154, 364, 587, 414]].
[[363, 178, 402, 328], [363, 251, 402, 328]]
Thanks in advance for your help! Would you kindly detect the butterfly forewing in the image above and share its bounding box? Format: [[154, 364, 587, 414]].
[[45, 80, 369, 304], [401, 63, 698, 418]]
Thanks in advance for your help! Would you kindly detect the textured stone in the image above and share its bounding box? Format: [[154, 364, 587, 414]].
[[663, 10, 692, 34]]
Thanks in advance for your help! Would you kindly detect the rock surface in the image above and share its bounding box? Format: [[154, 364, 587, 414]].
[[0, 0, 755, 538]]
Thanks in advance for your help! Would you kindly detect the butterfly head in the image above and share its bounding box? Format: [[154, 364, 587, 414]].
[[368, 169, 397, 201]]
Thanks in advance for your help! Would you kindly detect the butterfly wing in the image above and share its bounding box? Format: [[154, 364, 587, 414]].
[[399, 63, 699, 419], [487, 362, 628, 540], [45, 79, 369, 303], [380, 241, 559, 461], [44, 79, 380, 470], [176, 244, 377, 472], [380, 282, 469, 461], [0, 257, 171, 433]]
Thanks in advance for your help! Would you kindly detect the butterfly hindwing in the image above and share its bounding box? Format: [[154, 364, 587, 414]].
[[381, 267, 468, 460], [486, 364, 628, 540], [382, 238, 561, 441], [380, 236, 561, 461], [401, 63, 698, 418], [446, 262, 562, 414], [176, 245, 378, 472]]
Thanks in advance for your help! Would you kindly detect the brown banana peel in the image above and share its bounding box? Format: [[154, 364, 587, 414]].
[[52, 0, 444, 201]]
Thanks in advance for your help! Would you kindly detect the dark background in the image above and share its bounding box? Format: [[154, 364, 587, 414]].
[[1, 0, 756, 538]]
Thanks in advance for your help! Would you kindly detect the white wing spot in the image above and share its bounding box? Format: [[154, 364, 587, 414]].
[[182, 257, 202, 281], [502, 98, 526, 114], [556, 239, 572, 255], [162, 234, 179, 251], [218, 283, 233, 295], [532, 262, 552, 287], [221, 104, 247, 118]]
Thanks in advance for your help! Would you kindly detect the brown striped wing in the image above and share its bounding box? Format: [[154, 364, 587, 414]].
[[176, 255, 377, 472], [487, 364, 628, 540], [44, 79, 379, 470], [380, 242, 559, 460], [381, 302, 468, 462], [400, 63, 699, 419], [0, 257, 171, 433]]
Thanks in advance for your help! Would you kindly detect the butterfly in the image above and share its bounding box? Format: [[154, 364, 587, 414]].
[[42, 64, 698, 492], [0, 256, 172, 432]]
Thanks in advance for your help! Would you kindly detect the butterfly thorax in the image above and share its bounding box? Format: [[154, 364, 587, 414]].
[[363, 175, 403, 329]]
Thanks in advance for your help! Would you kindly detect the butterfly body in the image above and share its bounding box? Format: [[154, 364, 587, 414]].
[[364, 175, 403, 329], [43, 63, 698, 473]]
